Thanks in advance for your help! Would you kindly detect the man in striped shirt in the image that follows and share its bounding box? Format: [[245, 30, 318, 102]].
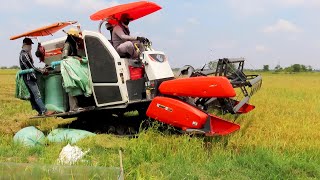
[[19, 37, 55, 116]]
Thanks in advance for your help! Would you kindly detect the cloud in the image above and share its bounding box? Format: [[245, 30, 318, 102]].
[[174, 27, 185, 35], [32, 0, 119, 13], [131, 31, 143, 37], [227, 0, 320, 16], [263, 19, 302, 33], [0, 1, 25, 11], [183, 2, 193, 8], [34, 0, 66, 6], [7, 19, 54, 39], [211, 40, 237, 50], [227, 0, 266, 16], [277, 0, 304, 6], [73, 0, 119, 13], [143, 11, 163, 24], [167, 39, 182, 48], [276, 0, 320, 7], [255, 45, 269, 52], [187, 18, 199, 25]]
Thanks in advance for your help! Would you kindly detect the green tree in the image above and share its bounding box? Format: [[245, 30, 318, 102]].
[[291, 64, 301, 72], [263, 65, 269, 71], [274, 65, 282, 72], [9, 65, 19, 69], [208, 61, 218, 70], [284, 66, 293, 73]]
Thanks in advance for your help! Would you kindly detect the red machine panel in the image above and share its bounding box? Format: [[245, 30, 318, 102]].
[[235, 103, 255, 114], [147, 97, 241, 136], [146, 97, 208, 129], [129, 66, 144, 80], [206, 115, 240, 136], [159, 76, 236, 98]]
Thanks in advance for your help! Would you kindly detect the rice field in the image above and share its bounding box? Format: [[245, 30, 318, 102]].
[[0, 69, 319, 179]]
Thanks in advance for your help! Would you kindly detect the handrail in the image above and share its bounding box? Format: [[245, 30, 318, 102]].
[[18, 69, 35, 75]]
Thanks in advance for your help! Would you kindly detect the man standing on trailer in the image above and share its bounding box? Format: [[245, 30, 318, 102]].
[[19, 38, 55, 116]]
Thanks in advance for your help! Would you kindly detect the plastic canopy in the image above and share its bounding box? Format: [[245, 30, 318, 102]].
[[90, 1, 161, 24], [10, 21, 77, 40]]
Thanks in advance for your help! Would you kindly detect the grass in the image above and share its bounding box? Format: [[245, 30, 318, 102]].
[[0, 70, 320, 179]]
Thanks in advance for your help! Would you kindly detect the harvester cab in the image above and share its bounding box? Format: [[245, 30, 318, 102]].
[[79, 29, 174, 107], [11, 1, 262, 137]]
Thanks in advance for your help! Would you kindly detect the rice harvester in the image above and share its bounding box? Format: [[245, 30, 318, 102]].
[[10, 1, 262, 136]]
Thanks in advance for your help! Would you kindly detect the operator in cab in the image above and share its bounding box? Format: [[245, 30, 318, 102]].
[[111, 13, 148, 59]]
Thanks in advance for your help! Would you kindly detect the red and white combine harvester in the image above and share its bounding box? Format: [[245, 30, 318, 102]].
[[11, 1, 262, 136]]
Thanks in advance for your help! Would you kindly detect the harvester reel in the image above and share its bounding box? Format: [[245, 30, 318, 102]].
[[175, 58, 262, 116], [176, 65, 195, 77]]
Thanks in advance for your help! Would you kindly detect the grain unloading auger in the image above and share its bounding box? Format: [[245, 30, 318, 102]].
[[146, 58, 262, 136]]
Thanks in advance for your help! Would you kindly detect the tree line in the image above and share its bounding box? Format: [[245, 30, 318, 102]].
[[263, 64, 314, 72], [0, 66, 19, 69], [2, 64, 315, 73]]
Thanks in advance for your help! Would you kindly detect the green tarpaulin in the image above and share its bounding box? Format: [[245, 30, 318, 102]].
[[60, 57, 92, 97]]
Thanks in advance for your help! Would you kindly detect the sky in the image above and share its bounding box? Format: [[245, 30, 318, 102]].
[[1, 0, 320, 69]]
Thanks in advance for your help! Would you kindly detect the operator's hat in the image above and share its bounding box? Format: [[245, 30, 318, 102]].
[[22, 37, 34, 45], [67, 28, 81, 38]]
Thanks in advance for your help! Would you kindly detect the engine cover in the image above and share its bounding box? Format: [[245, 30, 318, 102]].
[[159, 76, 236, 98]]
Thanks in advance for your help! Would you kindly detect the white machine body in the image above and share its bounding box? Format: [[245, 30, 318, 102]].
[[141, 51, 174, 81], [39, 30, 174, 108]]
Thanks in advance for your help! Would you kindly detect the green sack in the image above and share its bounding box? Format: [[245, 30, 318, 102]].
[[13, 126, 45, 147], [44, 74, 68, 113], [60, 57, 92, 97], [47, 128, 95, 144], [15, 73, 30, 100]]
